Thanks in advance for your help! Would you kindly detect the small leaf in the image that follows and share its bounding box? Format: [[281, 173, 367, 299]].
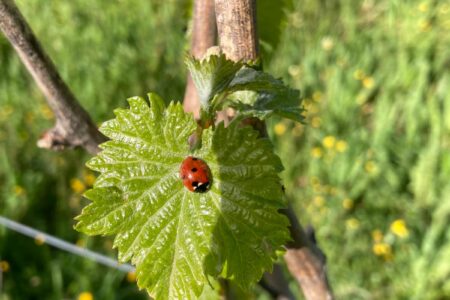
[[226, 68, 304, 122], [185, 53, 243, 107], [185, 52, 303, 123], [75, 94, 289, 299], [228, 68, 287, 92]]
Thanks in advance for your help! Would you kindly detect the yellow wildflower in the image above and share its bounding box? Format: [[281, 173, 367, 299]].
[[418, 2, 428, 12], [373, 242, 391, 256], [70, 178, 86, 194], [342, 198, 353, 210], [321, 37, 334, 51], [78, 292, 94, 300], [390, 219, 409, 238], [288, 65, 301, 77], [84, 173, 96, 187], [127, 272, 137, 282], [419, 20, 431, 32], [362, 76, 375, 89], [14, 185, 25, 196], [0, 260, 10, 272], [372, 229, 384, 242], [335, 140, 348, 152], [311, 147, 323, 158], [364, 161, 377, 174], [353, 69, 365, 80], [322, 136, 336, 149], [313, 196, 325, 207], [35, 234, 46, 246], [274, 123, 287, 136], [311, 117, 321, 128], [346, 218, 360, 230], [312, 91, 323, 102]]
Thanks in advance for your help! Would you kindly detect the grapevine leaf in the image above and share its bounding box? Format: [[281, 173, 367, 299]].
[[197, 120, 289, 289], [228, 68, 287, 92], [225, 68, 304, 122], [227, 89, 304, 122], [185, 53, 243, 107], [186, 53, 303, 122], [75, 94, 289, 299]]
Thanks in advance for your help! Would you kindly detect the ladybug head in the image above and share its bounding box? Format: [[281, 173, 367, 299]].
[[192, 181, 210, 193]]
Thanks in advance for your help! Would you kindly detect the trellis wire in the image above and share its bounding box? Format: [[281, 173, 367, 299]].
[[0, 216, 135, 273]]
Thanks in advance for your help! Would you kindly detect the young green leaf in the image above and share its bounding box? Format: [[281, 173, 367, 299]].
[[185, 53, 243, 107], [227, 89, 304, 122], [186, 53, 303, 123], [75, 94, 289, 299], [225, 68, 304, 122]]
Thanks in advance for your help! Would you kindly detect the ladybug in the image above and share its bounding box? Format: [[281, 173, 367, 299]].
[[179, 156, 212, 193]]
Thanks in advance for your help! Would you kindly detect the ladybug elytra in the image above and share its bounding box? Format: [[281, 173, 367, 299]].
[[179, 156, 212, 193]]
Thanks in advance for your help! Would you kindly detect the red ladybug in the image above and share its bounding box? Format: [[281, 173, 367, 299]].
[[179, 156, 212, 193]]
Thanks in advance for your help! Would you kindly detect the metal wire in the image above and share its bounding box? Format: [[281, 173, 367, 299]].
[[0, 216, 135, 273], [0, 266, 3, 295]]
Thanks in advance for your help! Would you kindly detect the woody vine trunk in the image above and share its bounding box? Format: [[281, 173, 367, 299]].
[[212, 1, 334, 299]]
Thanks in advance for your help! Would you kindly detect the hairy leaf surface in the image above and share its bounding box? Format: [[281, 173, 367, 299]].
[[186, 54, 303, 122], [226, 68, 304, 122], [75, 95, 289, 299], [185, 53, 243, 107]]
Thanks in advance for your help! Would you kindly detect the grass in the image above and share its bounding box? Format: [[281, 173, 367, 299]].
[[1, 0, 449, 299]]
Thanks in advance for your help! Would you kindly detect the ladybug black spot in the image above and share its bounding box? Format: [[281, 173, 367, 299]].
[[194, 181, 210, 193], [191, 167, 198, 172], [192, 181, 199, 187]]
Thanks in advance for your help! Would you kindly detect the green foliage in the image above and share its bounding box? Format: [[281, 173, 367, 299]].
[[0, 1, 189, 299], [270, 0, 450, 299], [257, 0, 293, 63], [185, 53, 243, 107], [1, 0, 449, 299], [75, 95, 289, 299], [186, 54, 303, 122]]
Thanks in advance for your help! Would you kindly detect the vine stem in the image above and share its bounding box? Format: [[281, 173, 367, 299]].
[[0, 0, 106, 154], [1, 0, 334, 298], [213, 1, 334, 299], [183, 0, 217, 119]]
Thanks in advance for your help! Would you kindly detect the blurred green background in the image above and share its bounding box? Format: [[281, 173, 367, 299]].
[[0, 0, 449, 299]]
